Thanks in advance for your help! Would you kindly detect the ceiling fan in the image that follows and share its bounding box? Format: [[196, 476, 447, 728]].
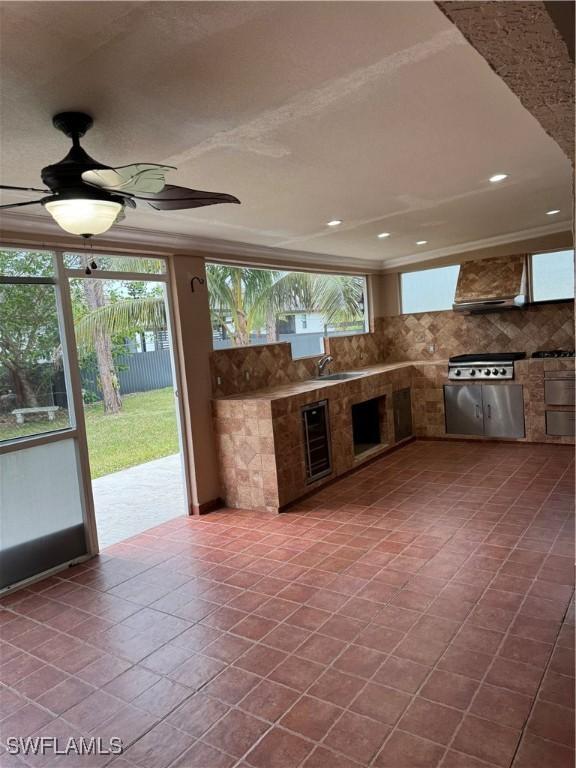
[[0, 112, 240, 238]]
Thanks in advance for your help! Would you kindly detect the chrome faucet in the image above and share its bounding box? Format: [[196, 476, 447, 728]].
[[317, 354, 334, 377]]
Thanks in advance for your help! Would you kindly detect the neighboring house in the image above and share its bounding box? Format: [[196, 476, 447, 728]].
[[214, 311, 328, 342], [277, 312, 326, 335], [212, 311, 365, 358], [126, 330, 170, 353]]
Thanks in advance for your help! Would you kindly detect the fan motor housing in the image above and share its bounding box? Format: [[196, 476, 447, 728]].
[[41, 147, 110, 194], [52, 112, 94, 139]]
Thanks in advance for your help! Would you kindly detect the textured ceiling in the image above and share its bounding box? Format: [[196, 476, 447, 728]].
[[437, 0, 575, 165], [0, 1, 572, 267]]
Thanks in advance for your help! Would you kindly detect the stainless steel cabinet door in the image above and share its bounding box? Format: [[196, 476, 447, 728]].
[[545, 379, 575, 406], [393, 388, 413, 442], [546, 411, 575, 436], [444, 385, 484, 435], [482, 384, 525, 438]]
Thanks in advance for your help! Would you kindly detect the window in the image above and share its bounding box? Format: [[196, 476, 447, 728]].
[[63, 253, 166, 274], [400, 264, 460, 314], [531, 250, 574, 302], [0, 249, 71, 442], [207, 264, 368, 359]]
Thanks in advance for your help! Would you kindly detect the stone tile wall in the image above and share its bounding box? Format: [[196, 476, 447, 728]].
[[324, 332, 383, 370], [211, 303, 573, 397], [211, 333, 383, 397], [211, 343, 317, 398], [377, 302, 574, 362], [212, 398, 279, 511]]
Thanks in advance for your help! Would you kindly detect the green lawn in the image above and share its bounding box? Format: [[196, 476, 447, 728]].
[[0, 412, 70, 442], [84, 388, 179, 478], [0, 388, 179, 479]]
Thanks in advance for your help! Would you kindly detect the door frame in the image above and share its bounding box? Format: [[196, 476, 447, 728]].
[[62, 252, 193, 532], [0, 246, 192, 593], [0, 251, 96, 593]]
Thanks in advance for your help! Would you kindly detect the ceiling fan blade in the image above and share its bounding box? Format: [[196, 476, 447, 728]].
[[81, 164, 176, 195], [133, 184, 240, 211], [0, 200, 45, 210], [0, 184, 50, 193]]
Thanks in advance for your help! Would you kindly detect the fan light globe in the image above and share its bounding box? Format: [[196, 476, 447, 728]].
[[44, 198, 122, 236]]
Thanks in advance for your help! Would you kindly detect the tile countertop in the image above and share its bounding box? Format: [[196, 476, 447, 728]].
[[518, 357, 575, 371], [213, 360, 446, 401], [212, 356, 574, 402]]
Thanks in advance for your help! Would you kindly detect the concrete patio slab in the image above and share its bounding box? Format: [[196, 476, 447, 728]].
[[92, 453, 186, 549]]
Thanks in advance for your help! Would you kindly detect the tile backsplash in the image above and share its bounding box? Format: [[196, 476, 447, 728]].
[[324, 331, 382, 370], [211, 303, 574, 395], [211, 333, 381, 397], [378, 302, 574, 361], [211, 343, 317, 397]]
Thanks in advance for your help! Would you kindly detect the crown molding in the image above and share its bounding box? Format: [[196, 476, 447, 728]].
[[0, 211, 381, 274], [380, 221, 572, 270], [1, 210, 571, 276]]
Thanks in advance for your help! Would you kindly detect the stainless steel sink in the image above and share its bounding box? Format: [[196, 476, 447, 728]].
[[316, 371, 363, 381]]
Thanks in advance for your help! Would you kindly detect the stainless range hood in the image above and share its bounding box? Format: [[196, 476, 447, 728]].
[[453, 254, 527, 313]]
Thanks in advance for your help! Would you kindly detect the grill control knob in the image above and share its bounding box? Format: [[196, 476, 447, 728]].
[[500, 368, 506, 375], [469, 369, 476, 376], [484, 369, 491, 375], [492, 368, 499, 375], [454, 369, 461, 376]]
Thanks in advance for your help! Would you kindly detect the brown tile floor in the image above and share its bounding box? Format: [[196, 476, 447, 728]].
[[1, 440, 574, 768]]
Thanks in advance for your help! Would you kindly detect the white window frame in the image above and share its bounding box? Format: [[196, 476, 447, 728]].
[[206, 260, 370, 358], [528, 248, 575, 304], [399, 264, 460, 315]]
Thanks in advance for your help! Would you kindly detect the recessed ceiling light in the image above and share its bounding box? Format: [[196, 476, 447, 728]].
[[377, 232, 390, 239], [489, 173, 508, 183], [546, 209, 560, 215], [416, 240, 427, 245], [327, 219, 343, 227]]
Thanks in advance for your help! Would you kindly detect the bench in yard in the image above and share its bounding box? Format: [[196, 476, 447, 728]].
[[12, 406, 60, 425]]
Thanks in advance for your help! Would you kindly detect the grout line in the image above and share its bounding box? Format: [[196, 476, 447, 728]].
[[426, 458, 574, 767], [197, 446, 574, 767], [0, 441, 573, 768]]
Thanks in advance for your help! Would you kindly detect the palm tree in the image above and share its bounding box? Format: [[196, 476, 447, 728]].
[[207, 264, 277, 346], [72, 256, 167, 414], [207, 265, 365, 345], [73, 295, 167, 351], [72, 265, 365, 396]]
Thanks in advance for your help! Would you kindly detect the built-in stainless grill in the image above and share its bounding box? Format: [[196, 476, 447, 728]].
[[448, 352, 526, 381]]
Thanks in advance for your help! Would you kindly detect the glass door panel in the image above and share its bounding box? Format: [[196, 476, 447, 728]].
[[0, 439, 87, 589], [0, 247, 94, 592], [0, 281, 71, 441]]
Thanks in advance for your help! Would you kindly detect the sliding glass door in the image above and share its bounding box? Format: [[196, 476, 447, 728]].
[[0, 248, 96, 591]]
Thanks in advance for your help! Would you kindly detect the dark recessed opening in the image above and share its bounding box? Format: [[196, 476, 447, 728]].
[[352, 396, 385, 456]]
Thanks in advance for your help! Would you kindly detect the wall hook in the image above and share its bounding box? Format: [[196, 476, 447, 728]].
[[190, 276, 205, 293]]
